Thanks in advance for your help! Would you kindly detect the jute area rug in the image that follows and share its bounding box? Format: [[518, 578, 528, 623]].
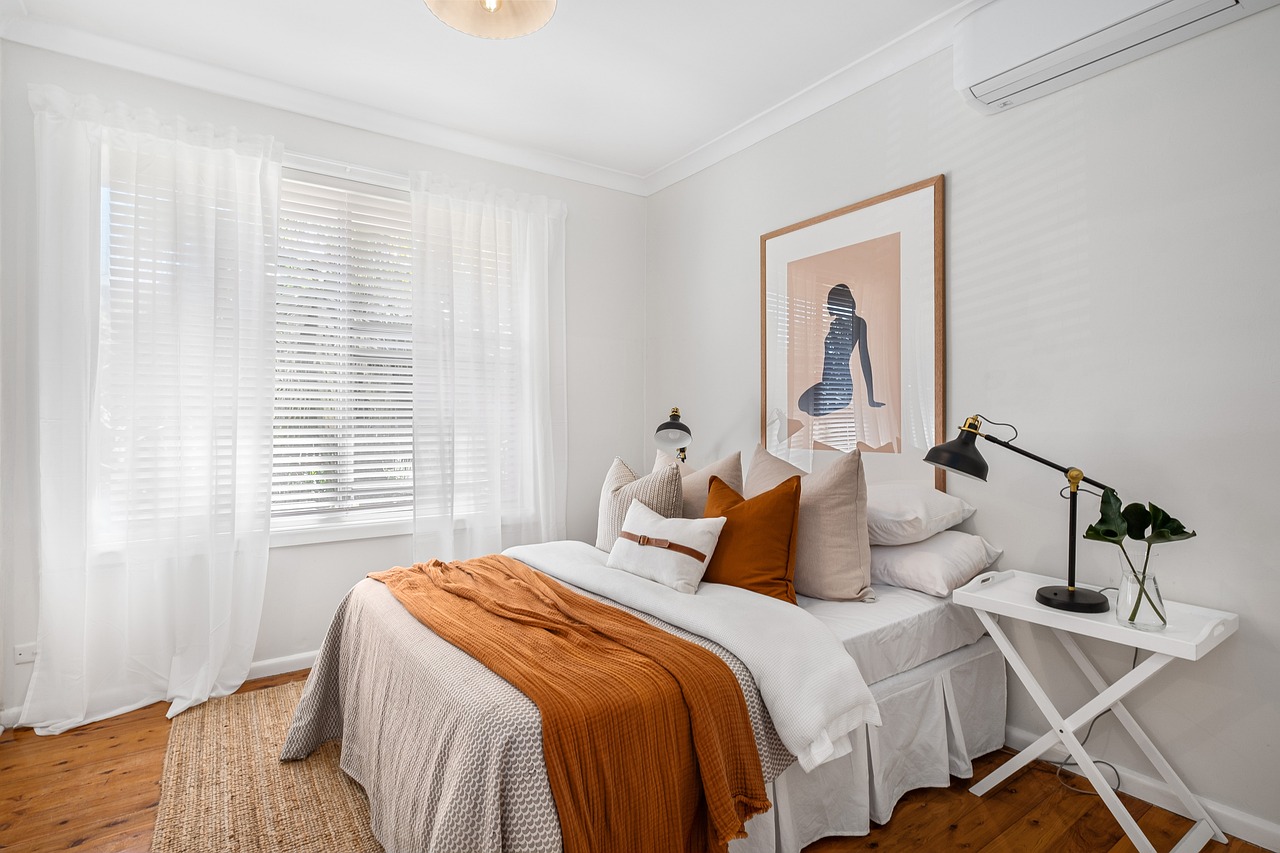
[[153, 680, 381, 852]]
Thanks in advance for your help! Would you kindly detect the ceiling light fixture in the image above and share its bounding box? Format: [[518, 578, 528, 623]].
[[424, 0, 556, 39]]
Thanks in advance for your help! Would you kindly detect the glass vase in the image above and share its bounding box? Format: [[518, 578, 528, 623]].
[[1116, 544, 1167, 631]]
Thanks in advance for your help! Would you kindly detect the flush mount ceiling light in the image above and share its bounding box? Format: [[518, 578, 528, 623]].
[[424, 0, 557, 39]]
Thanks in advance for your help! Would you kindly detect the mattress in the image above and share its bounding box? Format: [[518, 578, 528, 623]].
[[797, 584, 986, 684]]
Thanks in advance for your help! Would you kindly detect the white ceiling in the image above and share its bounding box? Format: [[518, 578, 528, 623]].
[[0, 0, 989, 193]]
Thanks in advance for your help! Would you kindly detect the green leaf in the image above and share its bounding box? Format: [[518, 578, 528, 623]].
[[1084, 487, 1128, 545], [1144, 502, 1197, 544], [1122, 502, 1152, 541]]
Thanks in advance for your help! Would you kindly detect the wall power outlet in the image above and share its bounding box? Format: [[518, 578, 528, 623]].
[[14, 643, 36, 665]]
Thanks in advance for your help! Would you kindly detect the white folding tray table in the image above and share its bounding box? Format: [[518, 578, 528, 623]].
[[953, 569, 1239, 853]]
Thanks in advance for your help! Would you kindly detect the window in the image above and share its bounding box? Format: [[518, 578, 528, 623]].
[[271, 169, 415, 530], [270, 163, 566, 550]]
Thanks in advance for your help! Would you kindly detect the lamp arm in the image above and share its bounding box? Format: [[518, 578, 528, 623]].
[[980, 434, 1111, 492], [980, 431, 1111, 600], [943, 414, 1113, 612]]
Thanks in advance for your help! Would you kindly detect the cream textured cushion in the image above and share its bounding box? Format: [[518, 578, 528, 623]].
[[606, 500, 727, 593], [653, 450, 744, 518], [595, 457, 682, 550], [870, 530, 1002, 597], [744, 445, 872, 601], [866, 482, 976, 546]]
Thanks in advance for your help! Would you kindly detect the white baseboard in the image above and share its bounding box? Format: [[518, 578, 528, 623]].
[[246, 650, 317, 682], [1005, 725, 1280, 852], [0, 653, 316, 731]]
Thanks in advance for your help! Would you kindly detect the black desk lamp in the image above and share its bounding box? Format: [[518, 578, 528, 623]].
[[654, 407, 692, 463], [925, 415, 1110, 613]]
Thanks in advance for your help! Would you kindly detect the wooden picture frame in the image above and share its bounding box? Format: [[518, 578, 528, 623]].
[[760, 175, 945, 488]]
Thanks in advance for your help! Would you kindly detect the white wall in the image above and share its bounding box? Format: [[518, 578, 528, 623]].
[[645, 11, 1280, 844], [0, 43, 648, 717]]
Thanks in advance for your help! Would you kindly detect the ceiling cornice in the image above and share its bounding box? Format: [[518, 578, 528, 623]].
[[0, 15, 649, 195], [1, 3, 985, 197], [641, 2, 986, 194]]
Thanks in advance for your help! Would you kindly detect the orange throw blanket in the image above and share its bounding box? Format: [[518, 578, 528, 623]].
[[369, 554, 770, 853]]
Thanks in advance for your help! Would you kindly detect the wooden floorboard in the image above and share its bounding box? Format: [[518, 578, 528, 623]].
[[0, 670, 307, 853], [0, 670, 1269, 852]]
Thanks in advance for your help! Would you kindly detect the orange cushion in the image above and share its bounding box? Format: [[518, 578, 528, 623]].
[[702, 475, 801, 604]]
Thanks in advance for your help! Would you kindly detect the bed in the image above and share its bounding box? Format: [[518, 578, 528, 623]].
[[281, 538, 1006, 853]]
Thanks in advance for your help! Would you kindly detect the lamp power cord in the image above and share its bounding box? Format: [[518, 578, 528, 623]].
[[1049, 640, 1140, 796]]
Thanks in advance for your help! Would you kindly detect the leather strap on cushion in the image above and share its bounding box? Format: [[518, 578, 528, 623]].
[[618, 530, 708, 564]]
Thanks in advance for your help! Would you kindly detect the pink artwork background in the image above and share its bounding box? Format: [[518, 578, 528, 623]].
[[786, 233, 901, 453]]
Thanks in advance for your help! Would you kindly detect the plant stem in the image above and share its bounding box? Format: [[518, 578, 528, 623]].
[[1125, 542, 1166, 625]]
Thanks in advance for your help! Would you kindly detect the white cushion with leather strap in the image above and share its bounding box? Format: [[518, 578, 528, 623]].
[[605, 500, 727, 594], [616, 530, 710, 563]]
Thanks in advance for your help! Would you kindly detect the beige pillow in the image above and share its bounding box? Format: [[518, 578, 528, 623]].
[[595, 457, 682, 550], [744, 445, 872, 601], [653, 450, 744, 518]]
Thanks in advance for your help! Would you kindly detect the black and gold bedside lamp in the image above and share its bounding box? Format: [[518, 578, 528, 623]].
[[925, 414, 1111, 613], [654, 407, 692, 463]]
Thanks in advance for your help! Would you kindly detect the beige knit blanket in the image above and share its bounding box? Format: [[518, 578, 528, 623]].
[[370, 554, 771, 853]]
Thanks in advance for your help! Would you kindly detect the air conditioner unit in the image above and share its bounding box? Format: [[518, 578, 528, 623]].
[[954, 0, 1279, 113]]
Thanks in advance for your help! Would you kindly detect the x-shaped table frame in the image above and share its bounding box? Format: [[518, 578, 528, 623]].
[[954, 571, 1238, 853]]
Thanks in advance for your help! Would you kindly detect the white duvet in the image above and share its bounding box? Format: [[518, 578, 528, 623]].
[[505, 540, 882, 771]]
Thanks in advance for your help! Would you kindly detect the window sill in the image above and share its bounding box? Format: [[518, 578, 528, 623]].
[[270, 518, 412, 549]]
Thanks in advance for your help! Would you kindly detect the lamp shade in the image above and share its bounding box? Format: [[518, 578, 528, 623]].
[[924, 427, 989, 481], [424, 0, 556, 39], [654, 407, 692, 454]]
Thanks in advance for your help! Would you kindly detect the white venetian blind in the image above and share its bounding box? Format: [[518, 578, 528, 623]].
[[272, 169, 415, 525]]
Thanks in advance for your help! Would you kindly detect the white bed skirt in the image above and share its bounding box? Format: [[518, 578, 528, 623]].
[[733, 636, 1007, 853]]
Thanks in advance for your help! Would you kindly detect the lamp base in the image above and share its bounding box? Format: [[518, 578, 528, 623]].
[[1036, 585, 1109, 613]]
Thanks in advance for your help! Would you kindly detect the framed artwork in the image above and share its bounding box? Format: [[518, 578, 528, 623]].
[[760, 175, 945, 487]]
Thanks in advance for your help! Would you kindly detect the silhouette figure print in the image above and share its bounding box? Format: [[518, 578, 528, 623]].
[[798, 283, 884, 417]]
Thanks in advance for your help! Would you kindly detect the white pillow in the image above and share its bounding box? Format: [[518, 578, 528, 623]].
[[606, 500, 727, 594], [866, 482, 975, 546], [870, 530, 1002, 597]]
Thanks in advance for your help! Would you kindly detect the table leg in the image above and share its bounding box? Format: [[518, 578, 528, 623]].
[[969, 611, 1059, 795], [968, 611, 1171, 853], [1052, 629, 1228, 844]]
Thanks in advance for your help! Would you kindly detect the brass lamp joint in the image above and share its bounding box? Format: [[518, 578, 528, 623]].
[[959, 415, 985, 436], [1066, 468, 1084, 492]]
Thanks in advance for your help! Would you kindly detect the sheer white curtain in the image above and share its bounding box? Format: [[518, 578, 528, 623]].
[[20, 86, 280, 733], [410, 175, 568, 561]]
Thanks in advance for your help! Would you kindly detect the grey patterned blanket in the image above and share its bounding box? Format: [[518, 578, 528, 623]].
[[281, 575, 795, 853]]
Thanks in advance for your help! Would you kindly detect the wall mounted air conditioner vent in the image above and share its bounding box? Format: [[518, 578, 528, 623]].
[[954, 0, 1278, 113]]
